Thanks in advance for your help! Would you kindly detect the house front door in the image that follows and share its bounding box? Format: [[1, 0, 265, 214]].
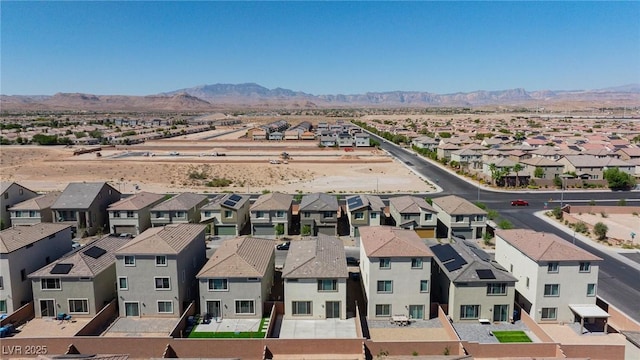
[[40, 299, 55, 317], [325, 301, 340, 318], [493, 304, 509, 322], [207, 300, 221, 319]]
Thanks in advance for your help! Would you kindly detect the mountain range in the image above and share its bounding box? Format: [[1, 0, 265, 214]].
[[2, 83, 639, 112]]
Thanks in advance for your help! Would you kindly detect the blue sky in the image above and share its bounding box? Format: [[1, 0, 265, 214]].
[[2, 1, 639, 95]]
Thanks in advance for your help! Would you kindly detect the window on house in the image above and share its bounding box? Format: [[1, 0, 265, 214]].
[[317, 279, 338, 292], [509, 264, 513, 272], [354, 212, 364, 220], [127, 211, 134, 218], [526, 277, 530, 288], [541, 307, 557, 320], [235, 300, 255, 314], [154, 277, 171, 290], [29, 211, 37, 217], [276, 211, 285, 218], [371, 212, 377, 219], [175, 211, 185, 218], [487, 283, 507, 295], [256, 211, 265, 218], [402, 214, 412, 220], [322, 211, 333, 218], [0, 300, 6, 314], [156, 256, 167, 266], [303, 212, 310, 218], [379, 258, 390, 269], [460, 305, 480, 319], [208, 279, 228, 291], [224, 210, 232, 218], [544, 284, 559, 297], [411, 258, 423, 269], [155, 212, 164, 218], [203, 211, 211, 218], [579, 262, 591, 272], [158, 301, 173, 314], [41, 278, 61, 290], [292, 301, 312, 316], [547, 262, 559, 273], [375, 304, 391, 317], [455, 215, 464, 222], [475, 215, 484, 222], [118, 277, 128, 290], [113, 212, 121, 218], [424, 213, 432, 221], [0, 276, 3, 289], [587, 283, 596, 297], [68, 299, 89, 314], [124, 256, 135, 266], [377, 280, 393, 293], [420, 280, 429, 293]]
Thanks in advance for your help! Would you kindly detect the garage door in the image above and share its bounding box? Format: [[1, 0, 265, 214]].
[[253, 225, 275, 236], [317, 226, 336, 236], [415, 228, 435, 238], [215, 225, 236, 236], [114, 225, 137, 236], [452, 228, 473, 239]]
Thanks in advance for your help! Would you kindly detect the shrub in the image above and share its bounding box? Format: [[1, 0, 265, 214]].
[[497, 219, 514, 229], [188, 171, 207, 180], [593, 222, 608, 240], [487, 209, 499, 220], [588, 199, 596, 206], [205, 178, 232, 187], [600, 212, 608, 218], [301, 224, 312, 236], [574, 221, 588, 233], [552, 207, 563, 220], [617, 199, 627, 206]]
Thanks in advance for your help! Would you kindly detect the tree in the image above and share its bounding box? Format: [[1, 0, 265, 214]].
[[534, 167, 545, 178], [593, 222, 608, 240], [274, 224, 285, 237], [603, 168, 636, 190], [489, 163, 499, 186], [551, 207, 563, 220], [301, 224, 312, 236], [497, 219, 514, 229], [513, 163, 524, 187]]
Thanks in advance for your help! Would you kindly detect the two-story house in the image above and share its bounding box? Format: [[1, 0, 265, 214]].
[[9, 191, 61, 226], [345, 194, 385, 237], [299, 193, 339, 236], [107, 191, 165, 235], [0, 224, 72, 314], [150, 193, 208, 227], [359, 226, 433, 320], [557, 155, 607, 180], [520, 157, 564, 180], [200, 193, 250, 236], [115, 224, 207, 317], [196, 236, 275, 319], [388, 196, 438, 238], [450, 148, 483, 170], [29, 234, 133, 317], [430, 240, 517, 323], [354, 132, 370, 147], [52, 182, 121, 236], [1, 182, 38, 230], [250, 192, 293, 237], [495, 229, 603, 327], [282, 235, 348, 319], [432, 195, 487, 239]]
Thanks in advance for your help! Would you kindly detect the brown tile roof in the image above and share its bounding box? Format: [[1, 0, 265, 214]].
[[360, 226, 433, 258], [432, 195, 487, 215], [389, 196, 436, 214], [29, 235, 133, 278], [282, 234, 348, 279], [496, 229, 602, 262], [250, 192, 293, 211], [107, 191, 165, 211], [197, 236, 275, 278], [520, 157, 562, 167], [151, 192, 208, 211], [115, 223, 205, 255], [0, 223, 71, 253], [8, 191, 61, 210]]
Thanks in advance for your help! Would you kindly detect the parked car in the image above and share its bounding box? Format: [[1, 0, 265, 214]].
[[276, 241, 290, 251], [346, 256, 360, 266], [511, 199, 529, 206]]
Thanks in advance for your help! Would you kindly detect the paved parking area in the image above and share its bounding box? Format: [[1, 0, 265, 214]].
[[102, 317, 177, 337], [192, 318, 262, 333], [452, 320, 539, 343], [13, 317, 91, 337], [274, 316, 358, 339]]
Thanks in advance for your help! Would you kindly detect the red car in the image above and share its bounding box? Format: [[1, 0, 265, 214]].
[[511, 199, 529, 206]]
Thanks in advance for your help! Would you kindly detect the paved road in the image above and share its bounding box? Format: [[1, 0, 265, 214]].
[[374, 134, 640, 323]]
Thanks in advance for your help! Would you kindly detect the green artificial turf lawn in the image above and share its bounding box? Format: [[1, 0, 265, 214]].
[[491, 331, 532, 343], [188, 318, 267, 338]]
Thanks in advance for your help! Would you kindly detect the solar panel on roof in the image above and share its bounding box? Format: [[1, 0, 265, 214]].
[[83, 246, 107, 259], [347, 197, 363, 209], [431, 244, 458, 263], [51, 263, 74, 274], [476, 269, 496, 279], [444, 257, 468, 272], [223, 200, 237, 207], [229, 194, 242, 202], [470, 247, 491, 262]]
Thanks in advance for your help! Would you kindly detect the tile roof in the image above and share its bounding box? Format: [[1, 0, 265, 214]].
[[346, 194, 385, 212], [360, 226, 433, 258], [29, 235, 133, 278], [1, 181, 35, 195], [299, 193, 339, 212], [116, 223, 205, 255], [201, 193, 249, 211], [432, 195, 487, 215], [107, 192, 165, 211], [0, 223, 71, 253], [430, 240, 517, 283], [250, 192, 293, 211], [496, 229, 602, 262], [151, 192, 208, 211], [389, 196, 436, 214], [52, 182, 118, 209], [282, 234, 348, 279], [197, 236, 275, 278], [617, 147, 640, 157], [8, 191, 61, 210], [520, 157, 562, 167], [561, 155, 608, 168]]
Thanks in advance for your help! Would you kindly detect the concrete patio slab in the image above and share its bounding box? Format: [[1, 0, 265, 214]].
[[277, 317, 358, 339], [192, 318, 262, 333], [13, 317, 91, 338], [102, 317, 177, 337]]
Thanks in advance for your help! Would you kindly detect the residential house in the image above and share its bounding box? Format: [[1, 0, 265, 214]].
[[0, 224, 72, 314], [269, 131, 284, 141], [338, 133, 354, 147], [115, 224, 207, 317], [431, 195, 487, 239], [345, 194, 385, 237], [282, 235, 348, 319], [495, 229, 603, 325], [557, 155, 607, 180], [388, 196, 437, 238], [436, 143, 461, 161], [29, 234, 133, 317], [450, 149, 483, 170], [320, 134, 337, 147], [250, 192, 293, 237], [150, 192, 208, 227], [616, 147, 640, 161], [200, 193, 250, 236], [196, 236, 275, 319], [299, 193, 339, 236], [430, 240, 517, 322], [1, 182, 38, 229], [602, 157, 636, 176], [412, 136, 439, 151], [359, 226, 433, 320], [520, 157, 564, 180], [107, 192, 165, 235], [52, 182, 121, 236], [354, 132, 370, 147], [9, 191, 61, 226]]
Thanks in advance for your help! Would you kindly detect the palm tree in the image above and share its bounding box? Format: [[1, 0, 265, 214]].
[[489, 163, 499, 186], [513, 163, 524, 187]]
